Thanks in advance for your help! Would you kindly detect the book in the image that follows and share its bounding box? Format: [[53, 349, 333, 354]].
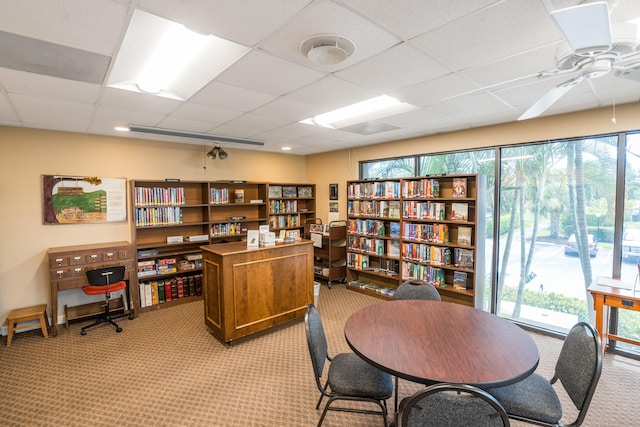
[[451, 202, 468, 221], [455, 248, 474, 268], [282, 186, 297, 198], [389, 222, 401, 238], [298, 186, 313, 198], [457, 226, 472, 246], [234, 189, 244, 203], [268, 185, 282, 198], [452, 178, 467, 198], [453, 271, 468, 289]]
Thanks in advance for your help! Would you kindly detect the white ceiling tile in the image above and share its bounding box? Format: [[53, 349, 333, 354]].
[[217, 50, 325, 95], [190, 81, 277, 112], [250, 98, 319, 122], [335, 44, 451, 93], [223, 112, 290, 133], [98, 87, 182, 115], [259, 0, 400, 71], [170, 102, 243, 125], [0, 0, 129, 55], [345, 0, 498, 40], [0, 67, 101, 103], [284, 76, 377, 112], [138, 0, 313, 46]]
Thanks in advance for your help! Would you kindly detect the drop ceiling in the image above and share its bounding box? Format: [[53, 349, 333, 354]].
[[1, 0, 639, 155]]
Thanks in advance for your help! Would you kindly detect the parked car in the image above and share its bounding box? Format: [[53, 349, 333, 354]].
[[564, 233, 597, 257], [622, 229, 640, 262]]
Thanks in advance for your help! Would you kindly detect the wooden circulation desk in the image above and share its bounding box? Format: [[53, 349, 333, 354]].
[[48, 241, 136, 336], [201, 240, 314, 344], [588, 278, 640, 351]]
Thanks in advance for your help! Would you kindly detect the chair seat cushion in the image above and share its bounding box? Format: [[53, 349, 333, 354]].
[[487, 373, 562, 424], [82, 280, 127, 295], [328, 353, 393, 398]]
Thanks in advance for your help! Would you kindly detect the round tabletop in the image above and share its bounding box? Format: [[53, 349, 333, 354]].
[[344, 300, 539, 388]]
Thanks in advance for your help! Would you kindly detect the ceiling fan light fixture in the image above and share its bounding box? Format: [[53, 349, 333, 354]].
[[299, 34, 355, 66]]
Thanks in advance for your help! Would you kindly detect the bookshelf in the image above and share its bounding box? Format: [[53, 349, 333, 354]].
[[130, 180, 313, 313], [304, 219, 347, 287], [267, 183, 316, 238], [346, 175, 486, 307]]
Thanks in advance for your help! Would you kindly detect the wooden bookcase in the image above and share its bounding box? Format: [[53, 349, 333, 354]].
[[267, 183, 316, 239], [130, 180, 312, 313], [346, 175, 486, 307], [304, 219, 347, 287]]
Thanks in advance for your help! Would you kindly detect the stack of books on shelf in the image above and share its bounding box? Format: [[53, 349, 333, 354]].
[[347, 280, 395, 297], [134, 187, 185, 206], [348, 181, 400, 199], [138, 273, 203, 307], [403, 223, 449, 243], [402, 178, 440, 198], [210, 188, 230, 204], [135, 206, 183, 226]]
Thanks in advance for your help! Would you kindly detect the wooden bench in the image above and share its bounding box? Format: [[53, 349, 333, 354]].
[[6, 304, 49, 346]]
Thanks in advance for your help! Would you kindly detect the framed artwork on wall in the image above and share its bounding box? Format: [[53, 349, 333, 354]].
[[329, 183, 338, 200], [42, 175, 127, 225]]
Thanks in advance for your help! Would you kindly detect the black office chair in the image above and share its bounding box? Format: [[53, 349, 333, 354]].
[[487, 322, 602, 427], [305, 304, 393, 427], [394, 383, 510, 427], [81, 266, 130, 335], [391, 279, 441, 411]]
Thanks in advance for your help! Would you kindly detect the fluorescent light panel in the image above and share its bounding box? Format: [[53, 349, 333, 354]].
[[107, 10, 249, 100], [300, 95, 418, 129]]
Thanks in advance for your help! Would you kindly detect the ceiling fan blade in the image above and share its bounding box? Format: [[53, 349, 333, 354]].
[[551, 2, 612, 55], [517, 75, 583, 121]]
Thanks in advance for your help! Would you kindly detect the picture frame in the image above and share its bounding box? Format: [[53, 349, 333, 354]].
[[329, 183, 338, 200], [42, 175, 127, 225]]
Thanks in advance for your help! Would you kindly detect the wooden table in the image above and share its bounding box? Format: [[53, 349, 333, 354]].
[[344, 300, 539, 387], [588, 278, 640, 351]]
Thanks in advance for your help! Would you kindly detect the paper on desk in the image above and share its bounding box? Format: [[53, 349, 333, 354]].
[[597, 277, 634, 290], [310, 233, 323, 248]]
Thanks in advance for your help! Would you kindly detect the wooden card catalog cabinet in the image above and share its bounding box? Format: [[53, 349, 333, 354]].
[[47, 241, 135, 336]]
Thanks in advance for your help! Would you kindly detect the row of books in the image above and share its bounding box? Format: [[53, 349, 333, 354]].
[[403, 223, 449, 244], [348, 180, 400, 199], [402, 243, 452, 266], [209, 188, 246, 204], [137, 256, 203, 278], [347, 200, 401, 219], [402, 178, 440, 198], [348, 218, 386, 237], [403, 201, 446, 220], [134, 206, 183, 227], [134, 187, 186, 206], [210, 222, 245, 237], [269, 199, 298, 214], [402, 263, 446, 287], [268, 214, 299, 229], [347, 280, 395, 297], [347, 236, 401, 258], [138, 273, 203, 307]]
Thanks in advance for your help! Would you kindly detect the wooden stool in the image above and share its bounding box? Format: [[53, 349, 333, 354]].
[[6, 304, 49, 346]]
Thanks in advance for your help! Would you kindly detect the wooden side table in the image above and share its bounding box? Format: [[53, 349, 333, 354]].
[[6, 304, 49, 346]]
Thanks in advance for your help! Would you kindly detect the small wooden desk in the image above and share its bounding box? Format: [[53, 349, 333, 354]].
[[344, 300, 539, 388], [588, 279, 640, 351]]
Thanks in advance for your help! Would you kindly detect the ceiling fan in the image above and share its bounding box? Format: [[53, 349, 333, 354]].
[[518, 1, 640, 120]]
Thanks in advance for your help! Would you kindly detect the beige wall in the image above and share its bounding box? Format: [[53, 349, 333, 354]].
[[0, 127, 308, 329], [2, 102, 640, 329]]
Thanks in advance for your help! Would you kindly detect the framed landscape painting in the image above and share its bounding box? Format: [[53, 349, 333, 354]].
[[42, 175, 127, 224]]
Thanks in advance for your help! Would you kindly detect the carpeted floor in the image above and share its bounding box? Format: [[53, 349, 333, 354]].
[[1, 283, 638, 426]]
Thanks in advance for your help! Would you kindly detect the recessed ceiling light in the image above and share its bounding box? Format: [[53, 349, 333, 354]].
[[107, 10, 249, 100], [114, 126, 130, 132], [281, 146, 292, 151], [300, 95, 418, 129]]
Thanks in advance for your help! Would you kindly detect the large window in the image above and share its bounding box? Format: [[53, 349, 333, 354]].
[[360, 132, 639, 357]]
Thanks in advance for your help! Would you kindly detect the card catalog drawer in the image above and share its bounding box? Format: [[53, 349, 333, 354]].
[[50, 256, 69, 268]]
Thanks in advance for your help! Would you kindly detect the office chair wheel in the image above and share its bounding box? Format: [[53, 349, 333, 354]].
[[116, 327, 122, 333], [128, 313, 134, 320], [81, 330, 87, 336]]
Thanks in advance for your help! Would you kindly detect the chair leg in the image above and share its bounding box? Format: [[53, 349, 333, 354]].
[[81, 294, 124, 335]]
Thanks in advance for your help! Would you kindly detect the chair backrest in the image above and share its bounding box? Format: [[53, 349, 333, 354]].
[[304, 304, 329, 386], [397, 383, 510, 427], [393, 279, 441, 301], [552, 321, 603, 426], [85, 265, 126, 286]]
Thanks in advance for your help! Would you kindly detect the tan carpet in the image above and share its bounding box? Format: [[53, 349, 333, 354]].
[[1, 283, 638, 426]]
